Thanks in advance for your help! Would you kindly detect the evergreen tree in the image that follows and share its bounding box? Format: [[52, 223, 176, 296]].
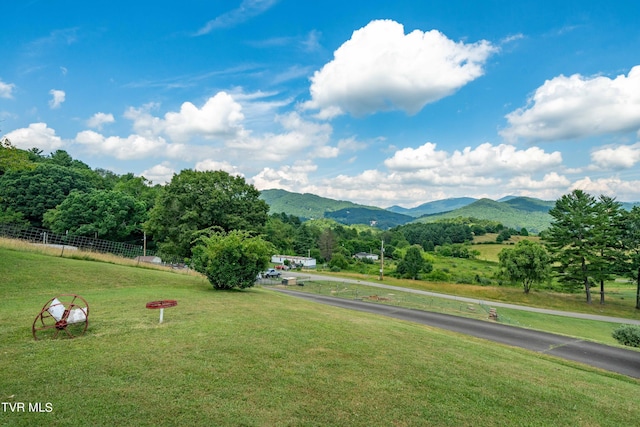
[[591, 196, 624, 304], [544, 190, 598, 303]]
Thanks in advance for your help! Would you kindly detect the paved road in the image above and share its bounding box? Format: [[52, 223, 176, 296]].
[[268, 284, 640, 379], [275, 272, 640, 325]]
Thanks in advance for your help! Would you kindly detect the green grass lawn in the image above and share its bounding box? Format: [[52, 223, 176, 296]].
[[1, 246, 639, 426]]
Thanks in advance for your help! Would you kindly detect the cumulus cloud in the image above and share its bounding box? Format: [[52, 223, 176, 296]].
[[140, 162, 175, 185], [75, 130, 171, 160], [304, 19, 496, 118], [571, 176, 640, 201], [501, 66, 640, 142], [195, 159, 244, 176], [125, 92, 245, 143], [226, 111, 334, 161], [5, 123, 64, 152], [0, 79, 15, 98], [250, 141, 571, 207], [591, 142, 640, 169], [251, 161, 317, 191], [86, 112, 115, 130], [49, 89, 66, 109], [507, 172, 571, 190], [384, 142, 562, 176]]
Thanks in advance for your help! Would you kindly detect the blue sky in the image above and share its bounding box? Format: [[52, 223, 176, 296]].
[[2, 1, 640, 207]]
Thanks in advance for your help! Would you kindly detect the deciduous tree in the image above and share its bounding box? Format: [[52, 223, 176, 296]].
[[191, 230, 274, 290], [43, 189, 147, 242], [498, 240, 551, 294], [145, 170, 269, 260], [0, 163, 95, 227]]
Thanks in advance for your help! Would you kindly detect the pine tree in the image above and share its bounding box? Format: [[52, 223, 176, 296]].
[[544, 190, 598, 303]]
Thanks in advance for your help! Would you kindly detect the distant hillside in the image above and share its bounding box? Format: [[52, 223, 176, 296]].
[[622, 201, 640, 211], [387, 197, 477, 217], [325, 207, 414, 229], [417, 197, 554, 233], [260, 189, 640, 232], [259, 189, 377, 220]]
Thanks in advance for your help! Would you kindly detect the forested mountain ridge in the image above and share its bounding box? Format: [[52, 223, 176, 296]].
[[260, 189, 558, 232], [387, 197, 477, 217], [416, 198, 554, 233], [258, 189, 382, 220]]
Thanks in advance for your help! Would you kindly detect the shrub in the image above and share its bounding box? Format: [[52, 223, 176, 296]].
[[425, 269, 450, 282], [612, 325, 640, 347]]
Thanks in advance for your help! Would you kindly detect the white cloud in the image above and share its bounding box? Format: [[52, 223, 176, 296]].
[[140, 162, 175, 185], [86, 112, 115, 130], [304, 19, 496, 118], [502, 66, 640, 142], [75, 130, 171, 160], [591, 142, 640, 169], [5, 123, 64, 152], [0, 79, 15, 99], [249, 141, 570, 207], [125, 92, 245, 143], [226, 111, 334, 161], [384, 142, 562, 175], [195, 0, 278, 35], [251, 161, 317, 191], [301, 29, 321, 52], [195, 159, 244, 177], [571, 176, 640, 201], [49, 89, 66, 109], [500, 33, 525, 44], [507, 172, 571, 190]]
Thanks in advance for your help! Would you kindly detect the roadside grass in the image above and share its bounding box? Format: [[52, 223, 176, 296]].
[[319, 267, 640, 322], [268, 279, 639, 347], [1, 247, 640, 426]]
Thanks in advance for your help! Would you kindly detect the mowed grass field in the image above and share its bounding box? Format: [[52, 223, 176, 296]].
[[1, 245, 639, 426]]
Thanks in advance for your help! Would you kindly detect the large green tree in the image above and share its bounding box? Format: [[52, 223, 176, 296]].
[[0, 163, 95, 227], [544, 190, 598, 303], [0, 138, 35, 175], [145, 169, 269, 260], [43, 189, 148, 242], [498, 240, 551, 294], [191, 230, 274, 290], [591, 196, 625, 304], [621, 206, 640, 309]]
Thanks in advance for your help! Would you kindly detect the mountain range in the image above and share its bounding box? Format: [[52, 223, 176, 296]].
[[259, 189, 639, 233]]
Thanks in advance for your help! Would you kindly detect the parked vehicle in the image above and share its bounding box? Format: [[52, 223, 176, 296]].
[[264, 268, 281, 278]]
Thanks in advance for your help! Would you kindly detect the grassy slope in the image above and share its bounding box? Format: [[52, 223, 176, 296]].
[[1, 248, 639, 426]]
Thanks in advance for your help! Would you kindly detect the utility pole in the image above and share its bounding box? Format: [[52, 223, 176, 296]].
[[379, 239, 384, 280]]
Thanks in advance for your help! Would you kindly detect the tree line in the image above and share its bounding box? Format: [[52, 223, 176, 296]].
[[2, 141, 640, 304]]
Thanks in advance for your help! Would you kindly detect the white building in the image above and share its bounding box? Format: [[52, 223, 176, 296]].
[[271, 255, 316, 268], [354, 252, 379, 261]]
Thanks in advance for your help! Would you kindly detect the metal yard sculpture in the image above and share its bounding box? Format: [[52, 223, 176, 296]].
[[32, 294, 90, 340]]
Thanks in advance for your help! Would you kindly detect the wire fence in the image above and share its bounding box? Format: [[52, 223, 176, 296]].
[[0, 223, 183, 266]]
